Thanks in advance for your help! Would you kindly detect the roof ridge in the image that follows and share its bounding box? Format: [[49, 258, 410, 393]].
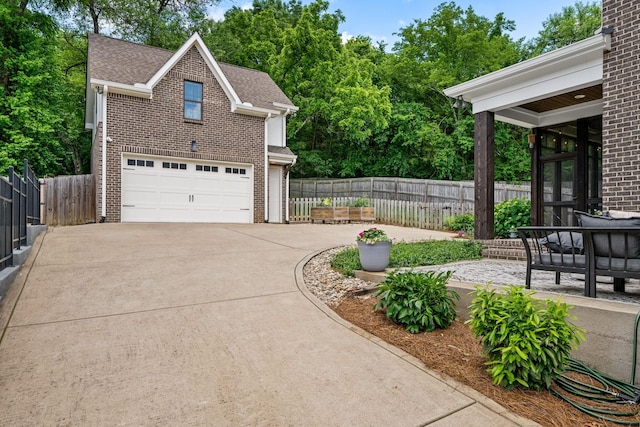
[[88, 32, 174, 55], [88, 33, 271, 78]]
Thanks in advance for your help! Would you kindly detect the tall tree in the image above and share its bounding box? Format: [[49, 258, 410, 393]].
[[52, 0, 219, 49], [375, 2, 527, 181], [525, 1, 601, 56], [0, 1, 72, 175], [201, 0, 302, 71]]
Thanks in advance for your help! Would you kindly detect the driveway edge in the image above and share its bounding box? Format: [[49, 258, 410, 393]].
[[0, 229, 47, 343], [294, 248, 540, 427]]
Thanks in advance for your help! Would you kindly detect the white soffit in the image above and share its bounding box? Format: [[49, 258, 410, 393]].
[[443, 33, 611, 127]]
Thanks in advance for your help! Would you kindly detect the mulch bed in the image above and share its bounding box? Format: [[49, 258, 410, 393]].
[[334, 294, 640, 427]]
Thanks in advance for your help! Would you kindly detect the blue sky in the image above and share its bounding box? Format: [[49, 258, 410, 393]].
[[211, 0, 586, 48]]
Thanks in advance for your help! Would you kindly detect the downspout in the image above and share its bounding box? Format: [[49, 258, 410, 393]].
[[283, 109, 292, 224], [100, 85, 108, 223], [285, 164, 294, 224], [264, 113, 272, 223]]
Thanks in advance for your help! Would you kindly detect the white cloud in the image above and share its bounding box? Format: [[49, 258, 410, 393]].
[[208, 6, 226, 22], [207, 2, 253, 22], [341, 31, 354, 44]]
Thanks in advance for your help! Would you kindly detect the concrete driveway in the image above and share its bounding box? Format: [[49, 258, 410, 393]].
[[0, 223, 532, 426]]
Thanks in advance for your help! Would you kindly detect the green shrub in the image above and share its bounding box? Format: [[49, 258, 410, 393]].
[[330, 239, 483, 276], [494, 198, 531, 238], [467, 285, 584, 390], [444, 213, 474, 233], [373, 270, 459, 333], [350, 195, 372, 207]]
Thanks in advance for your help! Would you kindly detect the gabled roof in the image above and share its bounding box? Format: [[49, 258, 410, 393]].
[[87, 33, 297, 116], [444, 33, 611, 128]]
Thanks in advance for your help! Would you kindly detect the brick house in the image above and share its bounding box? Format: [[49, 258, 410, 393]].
[[85, 33, 298, 223], [444, 0, 640, 239]]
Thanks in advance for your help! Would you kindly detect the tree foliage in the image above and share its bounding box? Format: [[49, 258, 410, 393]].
[[1, 0, 596, 181], [525, 1, 601, 56]]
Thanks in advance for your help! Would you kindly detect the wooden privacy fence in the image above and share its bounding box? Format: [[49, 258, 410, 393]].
[[42, 174, 96, 226], [290, 197, 475, 230], [290, 177, 530, 204]]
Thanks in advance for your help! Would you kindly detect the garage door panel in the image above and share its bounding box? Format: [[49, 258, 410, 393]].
[[159, 175, 190, 189], [123, 190, 159, 205], [159, 189, 189, 206], [220, 194, 251, 209], [122, 156, 253, 223]]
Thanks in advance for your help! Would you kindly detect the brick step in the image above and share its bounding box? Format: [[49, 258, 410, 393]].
[[482, 248, 527, 261], [477, 238, 528, 261]]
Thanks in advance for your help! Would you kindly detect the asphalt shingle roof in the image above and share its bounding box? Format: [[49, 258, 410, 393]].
[[87, 33, 294, 111]]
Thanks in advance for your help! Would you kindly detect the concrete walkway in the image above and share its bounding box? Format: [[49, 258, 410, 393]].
[[0, 223, 536, 426]]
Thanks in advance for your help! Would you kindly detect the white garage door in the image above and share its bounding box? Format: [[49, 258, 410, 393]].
[[121, 155, 253, 223]]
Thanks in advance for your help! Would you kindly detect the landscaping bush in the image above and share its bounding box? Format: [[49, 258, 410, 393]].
[[467, 285, 584, 390], [373, 270, 459, 333], [330, 239, 483, 276], [494, 198, 531, 238], [444, 213, 474, 234], [350, 195, 372, 207]]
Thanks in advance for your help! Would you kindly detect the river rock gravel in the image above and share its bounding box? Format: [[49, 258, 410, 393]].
[[302, 246, 373, 307]]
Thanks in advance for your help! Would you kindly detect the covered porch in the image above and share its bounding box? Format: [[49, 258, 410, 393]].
[[444, 31, 612, 239]]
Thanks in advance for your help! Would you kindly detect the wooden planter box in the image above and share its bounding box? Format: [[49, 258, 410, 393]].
[[348, 207, 375, 222], [310, 206, 349, 223]]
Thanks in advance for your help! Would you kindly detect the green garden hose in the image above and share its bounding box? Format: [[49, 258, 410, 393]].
[[631, 310, 640, 385], [549, 311, 640, 425]]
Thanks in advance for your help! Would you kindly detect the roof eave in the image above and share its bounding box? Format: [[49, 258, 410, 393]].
[[232, 103, 282, 117], [91, 79, 153, 99], [272, 102, 299, 112], [268, 152, 297, 165], [443, 33, 611, 102]]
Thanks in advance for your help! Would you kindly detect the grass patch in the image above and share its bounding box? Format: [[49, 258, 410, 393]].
[[330, 239, 483, 276]]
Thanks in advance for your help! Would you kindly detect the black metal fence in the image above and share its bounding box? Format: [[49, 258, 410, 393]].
[[0, 160, 40, 272]]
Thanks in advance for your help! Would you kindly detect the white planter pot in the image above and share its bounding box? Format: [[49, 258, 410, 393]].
[[357, 241, 391, 272]]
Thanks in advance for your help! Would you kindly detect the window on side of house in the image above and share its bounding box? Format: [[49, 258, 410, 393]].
[[184, 81, 203, 121]]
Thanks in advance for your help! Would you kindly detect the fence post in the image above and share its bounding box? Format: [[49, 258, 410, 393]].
[[1, 175, 13, 268]]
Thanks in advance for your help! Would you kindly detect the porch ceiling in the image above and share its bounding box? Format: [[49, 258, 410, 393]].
[[520, 85, 602, 113], [444, 33, 611, 129]]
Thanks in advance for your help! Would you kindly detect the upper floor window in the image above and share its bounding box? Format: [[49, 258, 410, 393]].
[[184, 81, 202, 121]]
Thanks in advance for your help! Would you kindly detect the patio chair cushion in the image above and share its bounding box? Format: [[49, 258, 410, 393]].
[[595, 256, 640, 273], [539, 232, 583, 254], [535, 253, 586, 268], [575, 211, 640, 258]]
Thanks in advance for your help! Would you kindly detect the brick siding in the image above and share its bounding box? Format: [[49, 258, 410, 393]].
[[478, 239, 528, 262], [96, 46, 268, 222], [602, 1, 640, 212]]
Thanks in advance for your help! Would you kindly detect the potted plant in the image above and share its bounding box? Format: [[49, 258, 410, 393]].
[[357, 228, 392, 271]]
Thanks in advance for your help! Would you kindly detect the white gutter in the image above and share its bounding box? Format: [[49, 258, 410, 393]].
[[273, 102, 299, 112], [101, 85, 108, 222], [285, 170, 290, 223], [264, 113, 272, 222], [443, 33, 611, 101], [91, 79, 152, 99], [234, 103, 281, 117]]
